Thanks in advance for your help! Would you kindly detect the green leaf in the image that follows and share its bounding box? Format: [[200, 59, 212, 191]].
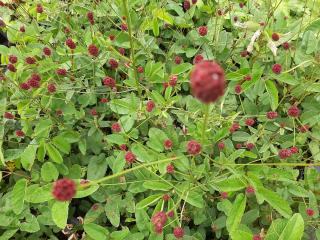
[[33, 119, 52, 139], [20, 143, 38, 171], [136, 194, 163, 209], [275, 73, 299, 85], [53, 135, 71, 154], [45, 143, 63, 164], [278, 214, 304, 240], [143, 181, 172, 191], [265, 80, 279, 111], [259, 188, 292, 218], [264, 218, 287, 240], [20, 213, 40, 233], [41, 162, 59, 182], [12, 179, 27, 215], [155, 9, 174, 25], [226, 193, 246, 236], [152, 17, 159, 37], [87, 154, 108, 180], [74, 184, 99, 198], [105, 196, 120, 227], [0, 229, 19, 240], [106, 134, 126, 145], [84, 223, 109, 240], [171, 63, 192, 75], [25, 184, 53, 203], [212, 176, 247, 192], [180, 189, 204, 208], [52, 201, 69, 229]]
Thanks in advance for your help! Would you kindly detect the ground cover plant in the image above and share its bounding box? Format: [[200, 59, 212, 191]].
[[0, 0, 320, 239]]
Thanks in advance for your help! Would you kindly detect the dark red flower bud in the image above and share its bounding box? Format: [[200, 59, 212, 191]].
[[20, 26, 25, 32], [243, 74, 252, 81], [235, 84, 242, 94], [109, 58, 118, 69], [0, 19, 5, 28], [306, 208, 315, 217], [246, 185, 255, 194], [245, 118, 255, 126], [167, 210, 174, 218], [118, 47, 125, 55], [7, 64, 16, 72], [169, 75, 178, 86], [239, 2, 244, 8], [217, 141, 225, 150], [246, 142, 255, 150], [15, 130, 25, 137], [88, 44, 99, 57], [162, 194, 170, 201], [187, 140, 201, 155], [253, 235, 262, 240], [290, 146, 299, 154], [36, 4, 43, 13], [43, 47, 52, 56], [20, 82, 30, 90], [164, 139, 173, 150], [183, 0, 191, 10], [229, 122, 240, 133], [100, 98, 108, 103], [220, 192, 228, 199], [65, 38, 76, 49], [174, 55, 182, 64], [121, 23, 128, 31], [137, 66, 144, 73], [278, 149, 292, 159], [87, 11, 94, 25], [52, 178, 76, 201], [125, 151, 136, 164], [272, 63, 282, 74], [282, 42, 290, 50], [4, 112, 14, 119], [173, 227, 184, 238], [287, 105, 300, 118], [9, 55, 17, 64], [193, 54, 204, 64], [272, 32, 279, 41], [146, 100, 155, 112], [109, 35, 115, 41], [47, 83, 56, 93], [166, 164, 174, 173], [111, 122, 121, 132], [240, 50, 249, 57], [198, 26, 208, 36], [25, 57, 36, 64], [266, 111, 278, 119], [103, 76, 116, 88], [56, 68, 67, 76], [236, 143, 242, 149], [90, 109, 97, 116], [119, 144, 127, 151]]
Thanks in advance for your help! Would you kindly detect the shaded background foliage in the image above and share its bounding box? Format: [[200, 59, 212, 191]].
[[0, 0, 320, 239]]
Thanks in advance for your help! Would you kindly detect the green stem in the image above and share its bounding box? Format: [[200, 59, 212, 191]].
[[201, 104, 210, 144]]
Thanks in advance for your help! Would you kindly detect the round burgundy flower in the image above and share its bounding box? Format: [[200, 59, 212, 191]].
[[246, 185, 255, 194], [266, 111, 278, 119], [109, 58, 118, 69], [47, 83, 56, 93], [246, 143, 255, 150], [183, 0, 191, 10], [146, 100, 155, 112], [169, 75, 178, 86], [282, 42, 290, 50], [125, 151, 136, 164], [109, 35, 115, 41], [100, 98, 108, 103], [173, 227, 184, 239], [235, 84, 242, 94], [192, 0, 197, 4], [119, 144, 127, 151], [27, 74, 41, 88], [65, 38, 76, 49], [193, 54, 204, 64], [9, 55, 17, 64], [187, 140, 201, 155], [121, 23, 128, 31], [15, 130, 25, 137], [56, 68, 67, 76], [151, 211, 167, 226], [25, 56, 36, 64], [162, 194, 170, 201], [236, 143, 242, 149], [36, 4, 43, 13], [167, 210, 174, 218], [278, 149, 292, 159], [90, 109, 97, 116], [118, 47, 125, 55], [198, 26, 208, 36], [217, 141, 225, 150], [306, 208, 315, 217], [20, 26, 25, 32], [239, 2, 244, 8], [56, 109, 63, 116], [233, 16, 238, 22], [166, 164, 174, 173], [299, 124, 309, 133], [190, 61, 225, 103], [164, 139, 173, 150], [7, 64, 16, 72], [111, 122, 121, 132], [220, 192, 228, 199], [290, 146, 299, 154], [4, 112, 14, 119], [88, 44, 99, 57], [43, 47, 52, 56], [52, 178, 76, 201], [229, 122, 240, 133], [20, 82, 30, 90], [253, 235, 262, 240], [137, 66, 144, 73], [287, 105, 300, 118], [272, 32, 279, 41], [87, 11, 94, 25], [103, 76, 116, 88], [243, 74, 252, 81], [240, 50, 249, 58], [272, 63, 282, 74], [245, 118, 255, 126], [174, 55, 182, 65]]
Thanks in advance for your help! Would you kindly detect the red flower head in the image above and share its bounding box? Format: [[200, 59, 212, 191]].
[[166, 164, 174, 173], [43, 47, 52, 56], [125, 151, 136, 164], [246, 185, 255, 194], [246, 143, 255, 150], [240, 50, 249, 58], [198, 26, 208, 36], [109, 35, 115, 41], [9, 55, 17, 64], [137, 66, 144, 73], [109, 58, 118, 69], [266, 111, 278, 119], [111, 122, 121, 132], [0, 19, 5, 28], [90, 109, 97, 116], [192, 0, 197, 4], [174, 55, 182, 64], [20, 26, 25, 32], [229, 122, 240, 133], [169, 75, 178, 86], [162, 194, 170, 201], [20, 82, 30, 90], [7, 64, 16, 72], [103, 76, 116, 88], [299, 124, 309, 133], [167, 210, 174, 218], [121, 23, 128, 31], [151, 211, 167, 233], [235, 84, 242, 95], [164, 139, 173, 150], [243, 74, 252, 81], [253, 235, 262, 240], [100, 98, 108, 103], [278, 149, 292, 159], [217, 141, 225, 150], [272, 63, 282, 74], [4, 112, 14, 119], [287, 105, 300, 118], [239, 2, 244, 8], [27, 74, 41, 88], [306, 208, 315, 217], [36, 4, 43, 13], [163, 82, 169, 90], [87, 11, 94, 25], [47, 83, 56, 93], [146, 100, 155, 112], [64, 27, 71, 34], [15, 130, 25, 137], [119, 144, 127, 151], [193, 54, 204, 64], [220, 192, 228, 199], [290, 146, 299, 154], [187, 140, 201, 155], [272, 32, 279, 41], [25, 56, 36, 64], [282, 42, 290, 50], [52, 178, 76, 201], [65, 38, 76, 49], [236, 143, 242, 149], [56, 68, 67, 76], [173, 227, 184, 238], [190, 60, 225, 103], [245, 118, 255, 126], [88, 44, 99, 57], [118, 47, 125, 55], [183, 0, 191, 10], [217, 9, 223, 16]]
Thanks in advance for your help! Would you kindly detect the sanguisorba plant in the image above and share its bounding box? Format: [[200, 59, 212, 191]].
[[1, 0, 320, 239]]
